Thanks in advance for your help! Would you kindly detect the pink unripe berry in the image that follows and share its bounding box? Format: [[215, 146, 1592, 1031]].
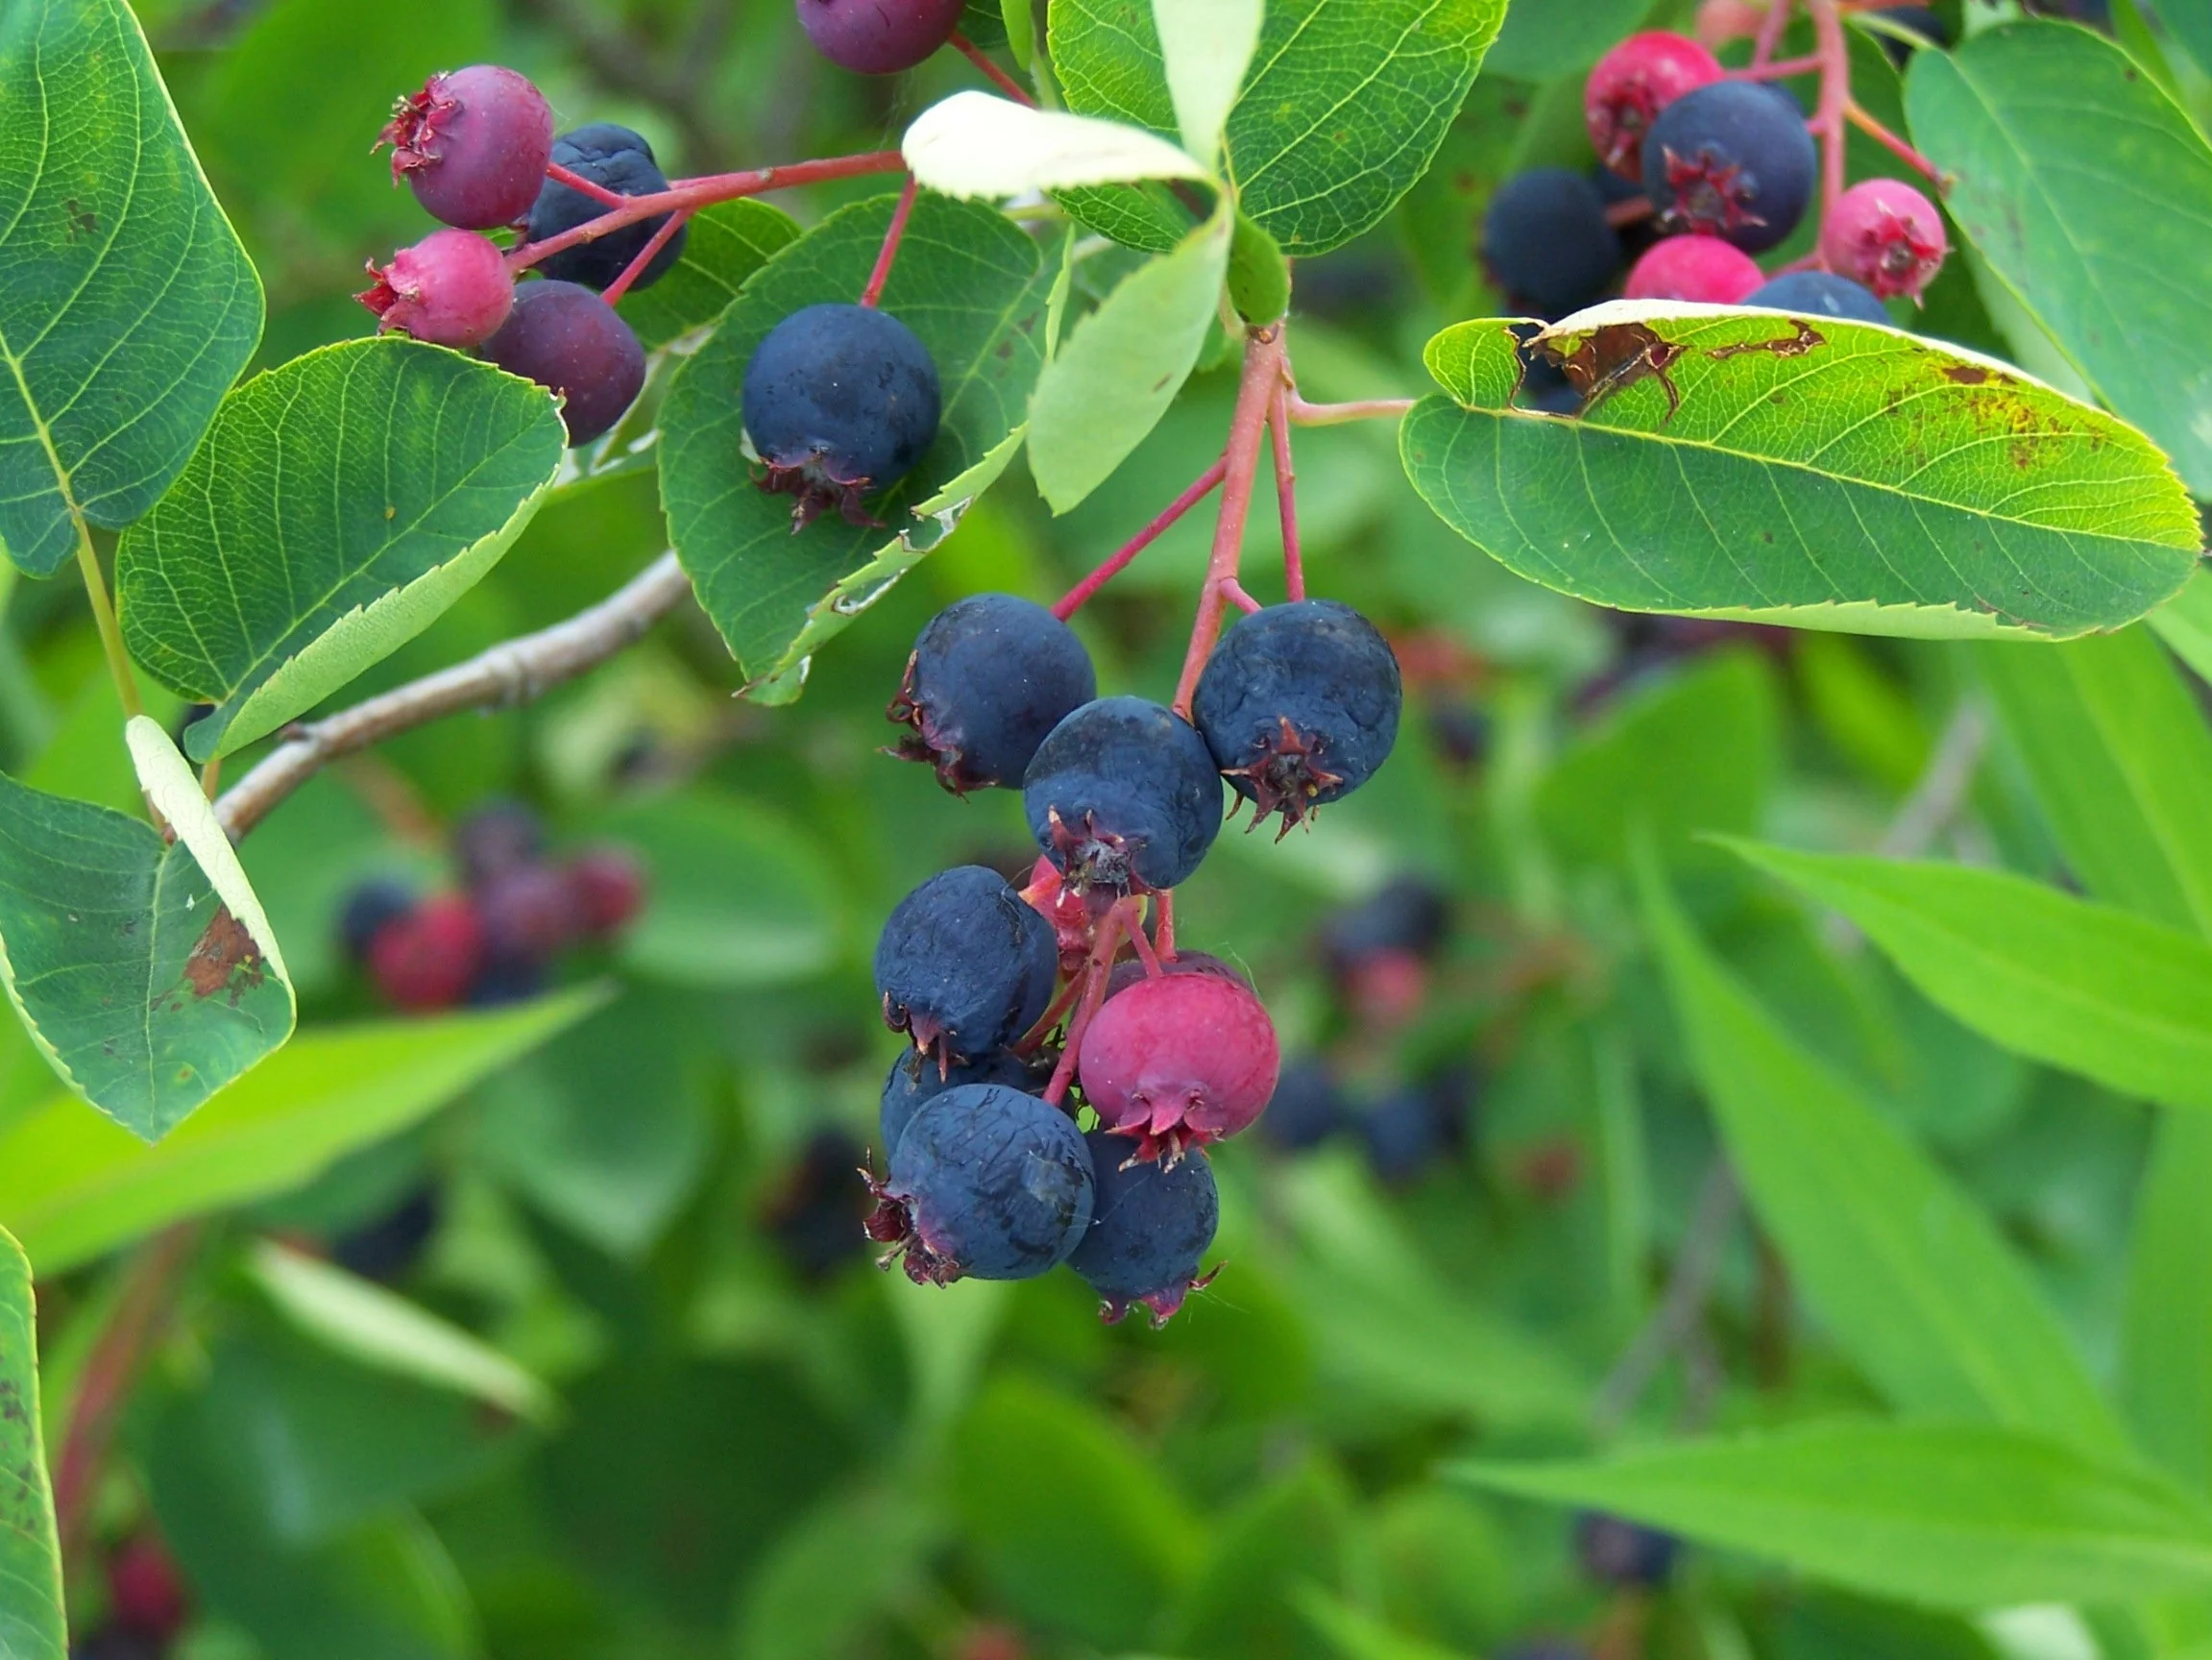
[[1820, 177, 1948, 301], [357, 228, 513, 347], [1586, 31, 1725, 180], [1623, 234, 1765, 304], [1078, 971, 1280, 1165], [379, 64, 555, 230], [368, 894, 487, 1011]]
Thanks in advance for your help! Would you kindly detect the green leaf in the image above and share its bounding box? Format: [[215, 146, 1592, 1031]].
[[1978, 630, 2212, 937], [1727, 840, 2212, 1112], [660, 191, 1053, 693], [116, 339, 567, 763], [1639, 851, 2127, 1456], [1028, 207, 1230, 512], [1165, 1460, 1351, 1660], [2125, 1110, 2212, 1496], [0, 719, 295, 1139], [733, 1485, 941, 1660], [1228, 209, 1290, 325], [1907, 23, 2212, 496], [1402, 307, 2202, 639], [1483, 0, 1648, 79], [0, 1227, 62, 1660], [1154, 0, 1263, 164], [1455, 1421, 2212, 1610], [616, 198, 802, 352], [2162, 1, 2212, 84], [2151, 566, 2212, 687], [1295, 1589, 1465, 1660], [0, 0, 262, 576], [0, 989, 601, 1274]]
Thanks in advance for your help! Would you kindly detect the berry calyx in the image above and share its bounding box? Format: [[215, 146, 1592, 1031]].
[[742, 303, 943, 528], [1067, 1131, 1220, 1327], [1747, 270, 1890, 325], [1819, 177, 1948, 302], [1481, 168, 1623, 317], [1641, 81, 1817, 254], [1020, 854, 1095, 977], [1077, 970, 1280, 1164], [796, 0, 967, 75], [1622, 234, 1765, 304], [527, 125, 690, 294], [481, 280, 648, 446], [1023, 697, 1224, 897], [887, 595, 1097, 793], [367, 893, 486, 1011], [377, 65, 554, 231], [874, 866, 1059, 1066], [357, 228, 513, 348], [1585, 32, 1724, 181]]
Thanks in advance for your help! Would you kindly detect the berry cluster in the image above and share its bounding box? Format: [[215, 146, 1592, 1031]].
[[341, 801, 644, 1012], [864, 591, 1403, 1324]]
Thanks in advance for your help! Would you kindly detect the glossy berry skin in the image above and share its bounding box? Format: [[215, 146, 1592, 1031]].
[[368, 894, 486, 1012], [1078, 970, 1280, 1164], [1069, 1132, 1219, 1326], [888, 594, 1097, 793], [866, 1085, 1094, 1284], [527, 125, 690, 293], [1820, 177, 1948, 301], [1585, 32, 1724, 180], [1748, 270, 1890, 325], [1193, 601, 1401, 834], [874, 866, 1058, 1065], [1482, 168, 1622, 317], [1259, 1058, 1345, 1152], [797, 0, 967, 74], [482, 281, 647, 446], [1577, 1511, 1682, 1588], [339, 877, 415, 963], [1622, 233, 1765, 304], [1641, 81, 1817, 254], [568, 846, 647, 938], [743, 303, 943, 526], [357, 229, 512, 347], [1024, 697, 1223, 895], [378, 65, 553, 230], [880, 1046, 1042, 1158]]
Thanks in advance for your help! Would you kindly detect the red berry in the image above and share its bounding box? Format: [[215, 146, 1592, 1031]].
[[1077, 971, 1280, 1164], [368, 894, 486, 1011], [796, 0, 966, 75], [357, 228, 513, 347], [378, 64, 554, 230], [569, 846, 647, 938], [1820, 177, 1948, 301], [107, 1535, 188, 1641], [1622, 234, 1765, 303], [1585, 32, 1724, 181]]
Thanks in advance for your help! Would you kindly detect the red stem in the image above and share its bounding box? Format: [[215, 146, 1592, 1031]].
[[861, 176, 921, 308], [1154, 889, 1176, 957], [1810, 0, 1849, 211], [1172, 329, 1287, 718], [1052, 456, 1228, 621], [598, 207, 692, 305], [1128, 920, 1164, 976], [1268, 383, 1303, 602], [948, 30, 1038, 107], [1219, 577, 1263, 616], [1730, 52, 1822, 79], [1043, 904, 1131, 1106], [1845, 101, 1942, 182], [545, 160, 628, 208], [1603, 194, 1653, 228], [1753, 0, 1794, 67]]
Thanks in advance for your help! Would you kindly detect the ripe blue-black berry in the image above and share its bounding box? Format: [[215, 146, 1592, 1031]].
[[865, 1084, 1094, 1284], [378, 65, 554, 231], [763, 1129, 873, 1282], [875, 866, 1058, 1065], [1641, 81, 1816, 254], [742, 302, 943, 527], [1323, 876, 1450, 970], [1068, 1130, 1220, 1326], [888, 594, 1097, 793], [1481, 168, 1622, 317], [1362, 1069, 1473, 1184], [796, 0, 967, 74], [1192, 600, 1402, 834], [482, 281, 647, 445], [330, 1185, 441, 1282], [1023, 696, 1223, 895], [1748, 270, 1889, 325], [1576, 1511, 1681, 1588], [527, 125, 690, 293], [1259, 1058, 1345, 1152], [339, 876, 416, 963], [880, 1046, 1043, 1157]]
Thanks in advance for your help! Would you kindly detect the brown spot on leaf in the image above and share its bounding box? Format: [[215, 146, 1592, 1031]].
[[1944, 365, 1990, 385], [1546, 322, 1688, 421], [182, 907, 265, 1004], [1706, 318, 1825, 361], [63, 199, 96, 239]]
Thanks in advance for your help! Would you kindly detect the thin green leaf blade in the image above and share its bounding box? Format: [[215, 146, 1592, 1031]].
[[0, 1226, 62, 1660], [116, 339, 566, 762], [1154, 0, 1262, 165], [1401, 307, 2200, 639], [1454, 1421, 2212, 1610], [0, 0, 262, 575], [616, 198, 801, 352], [1906, 22, 2212, 496], [2124, 1111, 2212, 1495]]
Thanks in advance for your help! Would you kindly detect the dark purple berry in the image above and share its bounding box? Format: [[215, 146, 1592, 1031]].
[[1192, 601, 1401, 834], [1576, 1511, 1681, 1588], [482, 281, 647, 445], [1481, 168, 1622, 317], [339, 877, 416, 964], [1023, 696, 1224, 896], [887, 594, 1097, 793], [1747, 270, 1889, 326], [865, 1084, 1095, 1284], [881, 1046, 1043, 1158], [356, 228, 513, 347], [378, 65, 554, 231], [452, 799, 546, 889], [477, 863, 581, 964], [762, 1129, 873, 1282], [796, 0, 966, 74], [568, 846, 648, 939], [1641, 80, 1816, 254], [1260, 1059, 1346, 1152], [742, 302, 943, 528], [330, 1185, 442, 1282], [1322, 876, 1450, 972], [527, 125, 690, 294], [1362, 1068, 1473, 1184], [875, 866, 1059, 1066], [1068, 1131, 1220, 1326]]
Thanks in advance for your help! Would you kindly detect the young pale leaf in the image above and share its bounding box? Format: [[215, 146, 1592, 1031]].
[[1727, 840, 2212, 1112], [1028, 208, 1231, 513], [115, 339, 566, 762], [1908, 23, 2212, 497], [661, 192, 1054, 697], [1639, 852, 2127, 1456], [1401, 305, 2200, 639], [617, 198, 802, 351], [0, 0, 262, 577], [1455, 1421, 2212, 1610], [1153, 0, 1262, 165], [904, 92, 1206, 199], [0, 720, 295, 1141], [0, 989, 602, 1275], [0, 1227, 62, 1660], [2125, 1111, 2212, 1496]]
